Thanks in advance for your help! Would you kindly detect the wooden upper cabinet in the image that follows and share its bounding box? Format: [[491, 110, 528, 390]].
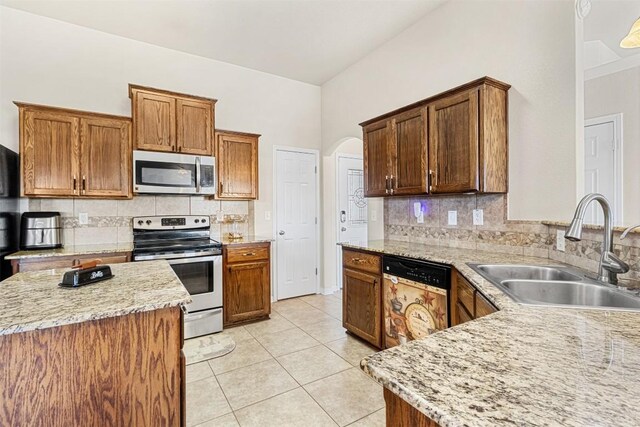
[[134, 91, 176, 152], [215, 130, 259, 200], [16, 103, 132, 199], [80, 117, 132, 198], [176, 98, 213, 155], [129, 84, 216, 156], [360, 77, 510, 197], [20, 109, 80, 197], [363, 119, 391, 197], [428, 89, 479, 193], [391, 107, 428, 195]]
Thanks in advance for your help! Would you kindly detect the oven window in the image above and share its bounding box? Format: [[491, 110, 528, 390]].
[[170, 261, 213, 295], [136, 160, 196, 188]]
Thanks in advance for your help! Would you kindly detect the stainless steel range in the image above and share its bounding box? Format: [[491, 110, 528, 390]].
[[132, 215, 222, 338]]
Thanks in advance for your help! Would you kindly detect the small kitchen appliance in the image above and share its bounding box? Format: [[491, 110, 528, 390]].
[[383, 255, 451, 348], [20, 211, 62, 250], [132, 215, 223, 338]]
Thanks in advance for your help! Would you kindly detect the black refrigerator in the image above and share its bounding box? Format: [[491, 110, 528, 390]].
[[0, 144, 19, 280]]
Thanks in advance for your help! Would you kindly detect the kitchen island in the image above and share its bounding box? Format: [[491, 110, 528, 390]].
[[342, 240, 640, 426], [0, 260, 191, 426]]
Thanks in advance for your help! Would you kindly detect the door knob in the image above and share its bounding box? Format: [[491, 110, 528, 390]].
[[279, 230, 285, 236], [341, 227, 347, 232]]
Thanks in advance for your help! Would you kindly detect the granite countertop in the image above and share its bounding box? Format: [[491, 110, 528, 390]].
[[0, 260, 191, 335], [6, 243, 134, 260], [341, 240, 640, 426], [220, 235, 274, 245]]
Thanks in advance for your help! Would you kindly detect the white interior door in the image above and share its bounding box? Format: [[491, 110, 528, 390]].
[[336, 155, 368, 289], [584, 115, 622, 225], [275, 149, 318, 300]]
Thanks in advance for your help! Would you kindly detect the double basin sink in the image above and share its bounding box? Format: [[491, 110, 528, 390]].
[[468, 264, 640, 311]]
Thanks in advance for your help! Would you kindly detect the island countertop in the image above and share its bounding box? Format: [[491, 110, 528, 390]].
[[0, 260, 191, 335], [341, 240, 640, 426], [5, 243, 134, 260]]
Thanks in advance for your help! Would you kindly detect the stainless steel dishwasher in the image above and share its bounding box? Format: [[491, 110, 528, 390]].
[[383, 255, 451, 348]]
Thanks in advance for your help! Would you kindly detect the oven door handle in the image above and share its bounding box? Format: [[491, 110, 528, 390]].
[[195, 157, 201, 194], [133, 251, 221, 261], [166, 255, 218, 265]]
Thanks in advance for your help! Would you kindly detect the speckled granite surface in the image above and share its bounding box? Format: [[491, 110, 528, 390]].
[[6, 243, 134, 260], [220, 235, 273, 245], [342, 240, 640, 426], [0, 260, 191, 335]]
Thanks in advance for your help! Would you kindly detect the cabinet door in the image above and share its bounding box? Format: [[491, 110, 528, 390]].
[[224, 261, 270, 325], [391, 107, 428, 195], [343, 267, 381, 348], [176, 98, 213, 155], [216, 132, 258, 199], [428, 89, 479, 193], [21, 110, 80, 197], [134, 91, 176, 152], [363, 120, 391, 197], [80, 117, 132, 198]]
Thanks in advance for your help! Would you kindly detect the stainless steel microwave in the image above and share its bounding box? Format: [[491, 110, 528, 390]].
[[133, 150, 216, 195]]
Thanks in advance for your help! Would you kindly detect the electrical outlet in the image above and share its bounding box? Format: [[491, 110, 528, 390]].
[[448, 210, 457, 226], [472, 209, 484, 226], [264, 211, 271, 221], [556, 230, 566, 252], [79, 212, 89, 225], [414, 202, 424, 224]]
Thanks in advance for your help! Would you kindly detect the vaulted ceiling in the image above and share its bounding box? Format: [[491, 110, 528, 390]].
[[1, 0, 446, 84]]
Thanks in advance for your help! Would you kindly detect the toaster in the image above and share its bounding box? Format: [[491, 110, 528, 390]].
[[20, 211, 63, 250]]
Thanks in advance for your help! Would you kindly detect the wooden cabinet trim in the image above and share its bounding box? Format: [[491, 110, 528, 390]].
[[363, 119, 392, 197], [14, 102, 131, 121], [342, 267, 382, 348], [384, 388, 441, 427], [475, 291, 498, 319], [128, 84, 218, 104], [390, 106, 428, 195], [359, 76, 510, 126], [176, 98, 213, 155], [225, 243, 270, 263], [455, 272, 476, 317], [342, 249, 381, 275]]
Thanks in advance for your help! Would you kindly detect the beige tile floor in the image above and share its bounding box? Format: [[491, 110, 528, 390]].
[[186, 292, 386, 427]]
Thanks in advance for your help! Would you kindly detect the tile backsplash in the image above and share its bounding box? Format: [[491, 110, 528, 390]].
[[385, 194, 640, 281], [25, 196, 253, 246]]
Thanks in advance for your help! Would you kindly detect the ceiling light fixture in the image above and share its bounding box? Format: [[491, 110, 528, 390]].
[[620, 17, 640, 48]]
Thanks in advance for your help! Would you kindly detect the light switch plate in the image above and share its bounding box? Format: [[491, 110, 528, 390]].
[[472, 209, 484, 226], [79, 212, 89, 225], [264, 211, 271, 221], [448, 210, 457, 226], [556, 230, 566, 252]]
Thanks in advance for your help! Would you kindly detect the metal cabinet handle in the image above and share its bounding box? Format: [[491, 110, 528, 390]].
[[429, 170, 434, 192], [220, 181, 224, 193], [390, 175, 395, 195], [385, 175, 389, 194], [243, 252, 256, 257], [82, 176, 86, 194], [73, 176, 77, 193]]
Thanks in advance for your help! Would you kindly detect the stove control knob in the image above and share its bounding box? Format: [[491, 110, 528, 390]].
[[137, 220, 143, 226], [146, 220, 152, 225], [194, 219, 200, 223]]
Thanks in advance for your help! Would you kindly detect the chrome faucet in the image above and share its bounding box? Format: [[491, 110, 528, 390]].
[[621, 224, 640, 240], [565, 193, 629, 285]]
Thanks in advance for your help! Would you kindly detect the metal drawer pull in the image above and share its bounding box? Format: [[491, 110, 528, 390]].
[[351, 258, 364, 263], [243, 252, 256, 256]]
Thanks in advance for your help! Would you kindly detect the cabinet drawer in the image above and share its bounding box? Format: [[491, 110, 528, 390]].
[[226, 243, 270, 264], [456, 273, 475, 316], [343, 249, 381, 274], [456, 302, 473, 325], [475, 292, 497, 319]]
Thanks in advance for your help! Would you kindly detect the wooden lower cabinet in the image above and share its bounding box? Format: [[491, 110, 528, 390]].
[[342, 248, 383, 348], [223, 242, 271, 326], [0, 307, 184, 426], [451, 271, 498, 326], [384, 388, 441, 427], [11, 251, 131, 274]]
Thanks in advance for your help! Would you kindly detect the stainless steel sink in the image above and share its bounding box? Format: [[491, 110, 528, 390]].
[[476, 264, 582, 282], [468, 263, 640, 312]]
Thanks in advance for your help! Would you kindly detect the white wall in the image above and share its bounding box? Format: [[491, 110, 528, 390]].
[[585, 66, 640, 225], [321, 0, 577, 221], [0, 6, 321, 238]]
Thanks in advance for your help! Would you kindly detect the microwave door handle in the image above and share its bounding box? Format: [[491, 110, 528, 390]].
[[195, 157, 201, 193]]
